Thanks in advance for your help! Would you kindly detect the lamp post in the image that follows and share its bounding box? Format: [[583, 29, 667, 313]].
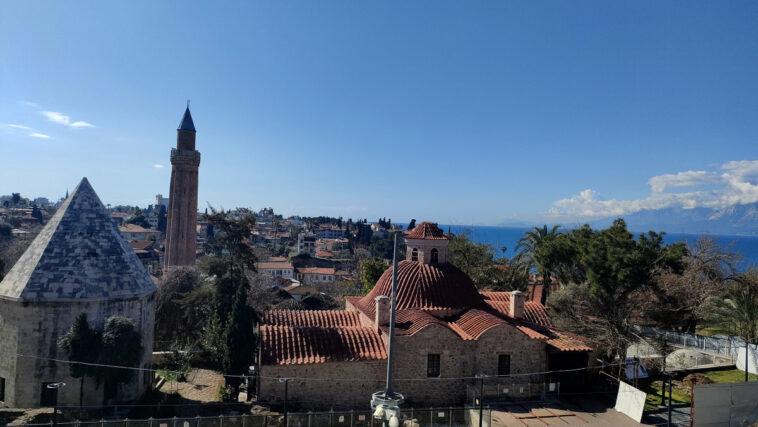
[[47, 382, 66, 427]]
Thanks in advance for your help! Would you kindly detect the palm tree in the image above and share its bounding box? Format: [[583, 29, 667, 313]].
[[515, 225, 561, 305], [705, 271, 758, 381]]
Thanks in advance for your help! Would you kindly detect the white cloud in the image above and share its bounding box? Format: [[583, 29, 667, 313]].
[[153, 164, 165, 169], [548, 160, 758, 219], [29, 132, 51, 139], [7, 124, 32, 130], [42, 111, 95, 129], [648, 170, 720, 193], [20, 101, 39, 108]]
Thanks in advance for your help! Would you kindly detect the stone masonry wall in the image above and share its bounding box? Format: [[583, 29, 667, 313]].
[[257, 322, 548, 410], [0, 293, 155, 408], [259, 360, 386, 410]]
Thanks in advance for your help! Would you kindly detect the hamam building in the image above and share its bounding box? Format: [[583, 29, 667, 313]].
[[0, 178, 156, 407], [258, 222, 591, 409]]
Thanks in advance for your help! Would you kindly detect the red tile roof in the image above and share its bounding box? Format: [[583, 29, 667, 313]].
[[268, 256, 288, 262], [315, 249, 334, 258], [260, 310, 386, 365], [128, 240, 155, 251], [297, 267, 336, 275], [404, 222, 448, 240], [480, 292, 553, 326], [264, 310, 361, 328], [260, 325, 387, 365], [357, 261, 486, 313], [258, 261, 294, 270]]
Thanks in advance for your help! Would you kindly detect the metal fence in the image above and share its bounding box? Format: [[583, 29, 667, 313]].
[[632, 325, 757, 363], [11, 407, 489, 427]]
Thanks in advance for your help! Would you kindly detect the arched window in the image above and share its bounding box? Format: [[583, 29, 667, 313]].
[[430, 248, 439, 264], [411, 248, 419, 262]]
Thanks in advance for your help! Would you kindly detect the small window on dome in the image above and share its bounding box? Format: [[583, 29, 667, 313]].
[[430, 248, 439, 263], [411, 248, 418, 262]]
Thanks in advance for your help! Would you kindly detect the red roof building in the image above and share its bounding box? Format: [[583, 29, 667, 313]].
[[258, 221, 591, 409]]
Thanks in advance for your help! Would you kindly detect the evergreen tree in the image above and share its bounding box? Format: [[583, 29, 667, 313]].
[[157, 205, 167, 234], [58, 312, 101, 407], [98, 316, 143, 404], [222, 284, 257, 396], [407, 219, 416, 230]]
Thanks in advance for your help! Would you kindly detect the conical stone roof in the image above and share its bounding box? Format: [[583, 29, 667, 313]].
[[0, 178, 157, 301]]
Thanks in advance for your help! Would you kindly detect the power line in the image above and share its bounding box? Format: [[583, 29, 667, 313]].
[[16, 352, 620, 383]]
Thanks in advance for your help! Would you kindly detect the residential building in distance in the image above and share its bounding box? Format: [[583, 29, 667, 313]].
[[258, 261, 295, 279], [313, 224, 346, 239], [295, 266, 335, 285], [119, 223, 158, 241], [297, 232, 316, 255]]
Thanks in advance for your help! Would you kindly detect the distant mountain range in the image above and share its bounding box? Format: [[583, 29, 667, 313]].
[[500, 202, 758, 236]]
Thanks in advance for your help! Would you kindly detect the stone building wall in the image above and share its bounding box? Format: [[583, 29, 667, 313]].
[[259, 360, 386, 410], [257, 321, 548, 410], [0, 293, 155, 408]]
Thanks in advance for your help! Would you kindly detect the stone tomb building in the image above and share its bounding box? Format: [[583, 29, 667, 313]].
[[0, 178, 156, 408], [258, 222, 591, 409]]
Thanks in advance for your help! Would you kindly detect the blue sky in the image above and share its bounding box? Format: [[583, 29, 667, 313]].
[[1, 1, 757, 225]]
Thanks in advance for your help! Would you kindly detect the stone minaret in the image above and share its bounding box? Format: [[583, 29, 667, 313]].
[[164, 106, 201, 272]]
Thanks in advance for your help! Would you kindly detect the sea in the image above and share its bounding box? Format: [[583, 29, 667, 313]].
[[432, 224, 758, 270]]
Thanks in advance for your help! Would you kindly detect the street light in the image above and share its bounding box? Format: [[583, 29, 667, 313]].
[[46, 382, 66, 427]]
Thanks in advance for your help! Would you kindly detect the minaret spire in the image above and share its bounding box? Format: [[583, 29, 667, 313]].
[[165, 104, 201, 274]]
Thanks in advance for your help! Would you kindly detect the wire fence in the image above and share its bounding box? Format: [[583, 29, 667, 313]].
[[632, 325, 757, 363], [10, 407, 488, 427]]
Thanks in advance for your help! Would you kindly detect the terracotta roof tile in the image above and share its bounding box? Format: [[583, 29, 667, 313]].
[[480, 292, 553, 326], [296, 267, 336, 275], [264, 310, 361, 328], [404, 222, 448, 240], [260, 325, 387, 365], [261, 310, 386, 365], [358, 261, 486, 313]]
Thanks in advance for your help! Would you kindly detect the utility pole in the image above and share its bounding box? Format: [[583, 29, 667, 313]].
[[371, 234, 403, 427], [667, 373, 672, 427], [746, 340, 750, 383], [279, 378, 292, 427], [475, 374, 487, 427]]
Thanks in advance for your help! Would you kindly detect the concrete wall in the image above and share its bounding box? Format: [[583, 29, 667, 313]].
[[693, 381, 758, 427], [0, 292, 155, 408]]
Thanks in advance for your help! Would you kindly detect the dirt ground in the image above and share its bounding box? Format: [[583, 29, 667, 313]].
[[157, 368, 225, 402], [0, 407, 54, 426]]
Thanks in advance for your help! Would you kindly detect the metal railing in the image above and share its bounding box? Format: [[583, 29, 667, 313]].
[[11, 407, 489, 427], [632, 325, 757, 363]]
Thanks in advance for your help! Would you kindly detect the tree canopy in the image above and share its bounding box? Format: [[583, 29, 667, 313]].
[[547, 219, 687, 359]]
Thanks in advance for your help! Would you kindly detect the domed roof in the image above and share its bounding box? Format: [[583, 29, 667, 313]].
[[358, 260, 486, 311]]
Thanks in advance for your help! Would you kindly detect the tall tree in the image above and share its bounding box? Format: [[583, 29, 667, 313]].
[[548, 219, 687, 359], [407, 219, 416, 230], [360, 258, 387, 295], [155, 267, 202, 343], [647, 236, 736, 332], [98, 315, 143, 404], [58, 312, 101, 407], [515, 225, 561, 304], [202, 207, 258, 398], [705, 271, 758, 380]]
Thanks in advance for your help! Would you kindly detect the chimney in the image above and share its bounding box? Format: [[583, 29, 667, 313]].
[[375, 295, 390, 328], [509, 290, 525, 319]]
